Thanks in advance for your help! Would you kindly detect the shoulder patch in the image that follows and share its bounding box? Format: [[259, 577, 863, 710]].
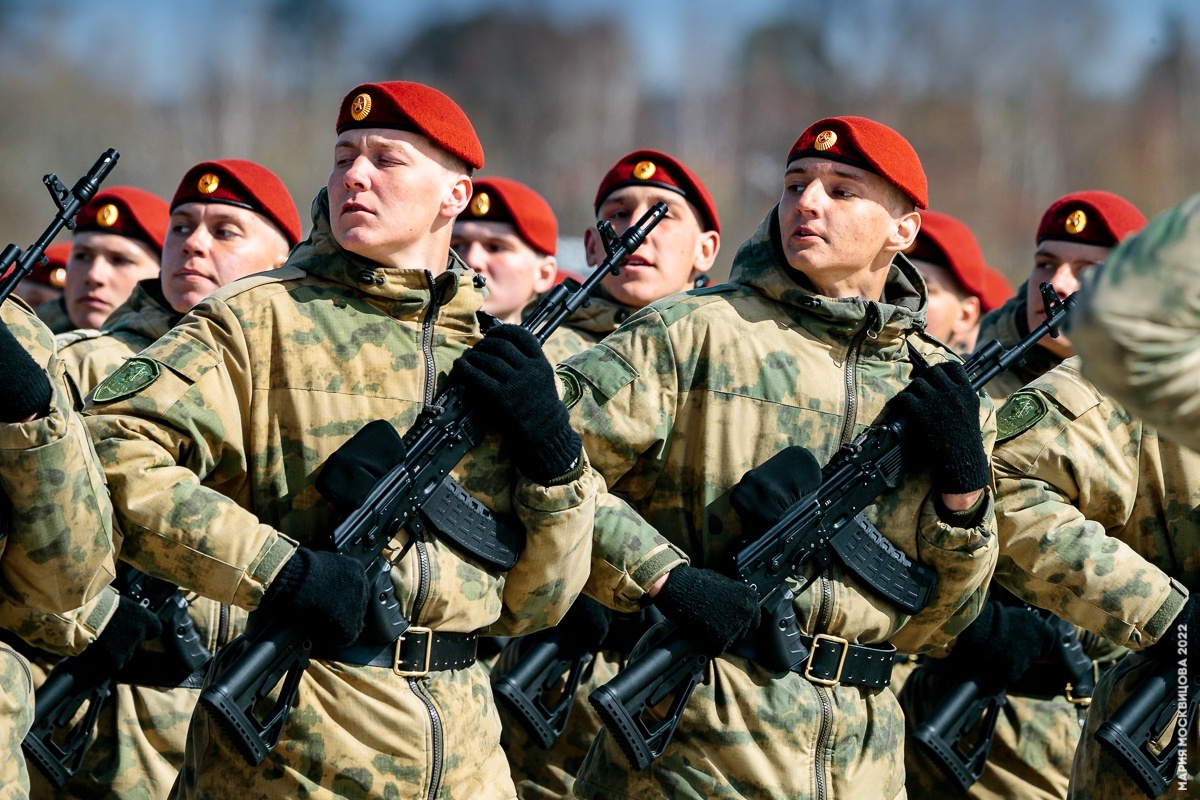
[[92, 356, 161, 404], [996, 391, 1049, 442]]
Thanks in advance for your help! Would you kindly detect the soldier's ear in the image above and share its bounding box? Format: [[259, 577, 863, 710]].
[[692, 230, 720, 274], [442, 175, 472, 220], [886, 210, 921, 254], [582, 227, 603, 267]]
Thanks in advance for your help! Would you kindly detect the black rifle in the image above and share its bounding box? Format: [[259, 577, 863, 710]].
[[911, 609, 1096, 791], [589, 283, 1077, 770], [22, 567, 210, 788], [197, 202, 669, 766], [0, 149, 119, 305], [1096, 655, 1200, 798]]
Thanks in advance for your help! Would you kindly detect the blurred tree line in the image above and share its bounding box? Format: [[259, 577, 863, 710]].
[[0, 0, 1196, 284]]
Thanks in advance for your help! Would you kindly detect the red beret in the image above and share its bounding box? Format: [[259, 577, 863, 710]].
[[336, 81, 484, 171], [787, 116, 928, 209], [172, 159, 303, 247], [594, 149, 720, 233], [1035, 190, 1146, 247], [908, 210, 994, 307], [979, 266, 1015, 312], [465, 177, 558, 255], [74, 186, 169, 253]]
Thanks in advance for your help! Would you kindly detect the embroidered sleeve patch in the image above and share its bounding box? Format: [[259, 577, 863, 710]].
[[996, 391, 1049, 442], [92, 356, 161, 404]]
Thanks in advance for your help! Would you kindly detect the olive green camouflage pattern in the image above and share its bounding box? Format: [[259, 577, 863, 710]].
[[1071, 193, 1200, 453], [56, 278, 182, 405], [539, 290, 636, 367], [33, 296, 72, 335], [974, 288, 1062, 403], [0, 299, 115, 614], [562, 210, 998, 800], [84, 189, 597, 800], [0, 642, 33, 800]]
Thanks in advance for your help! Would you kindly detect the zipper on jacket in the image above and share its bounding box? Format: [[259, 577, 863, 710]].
[[813, 683, 833, 800], [216, 603, 230, 648], [837, 304, 879, 447], [421, 272, 441, 405], [409, 522, 444, 800], [6, 647, 33, 696]]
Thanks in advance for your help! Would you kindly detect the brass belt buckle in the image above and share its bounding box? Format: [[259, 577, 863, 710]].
[[805, 633, 850, 687], [1064, 662, 1099, 707], [394, 626, 433, 678]]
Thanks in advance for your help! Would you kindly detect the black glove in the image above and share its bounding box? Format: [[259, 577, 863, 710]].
[[888, 361, 990, 494], [262, 547, 369, 648], [940, 601, 1059, 691], [527, 595, 612, 659], [653, 564, 760, 656], [75, 595, 163, 682], [730, 445, 823, 539], [0, 322, 52, 423], [1148, 593, 1200, 680], [451, 324, 582, 485], [317, 419, 406, 512]]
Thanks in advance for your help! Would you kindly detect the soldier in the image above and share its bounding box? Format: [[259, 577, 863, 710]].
[[500, 148, 721, 800], [59, 186, 168, 332], [901, 191, 1149, 800], [451, 176, 559, 324], [1070, 192, 1200, 451], [28, 242, 73, 334], [10, 159, 302, 800], [9, 81, 601, 800], [57, 159, 300, 400], [977, 190, 1146, 401], [560, 116, 998, 799], [907, 210, 1012, 355]]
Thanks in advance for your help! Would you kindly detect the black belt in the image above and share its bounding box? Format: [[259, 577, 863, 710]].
[[116, 653, 210, 689], [730, 633, 896, 689], [320, 628, 479, 676]]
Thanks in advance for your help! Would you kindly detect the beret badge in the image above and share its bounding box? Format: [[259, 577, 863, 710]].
[[814, 130, 837, 151], [470, 192, 491, 217], [96, 204, 119, 227], [350, 93, 372, 122], [198, 173, 220, 195], [1065, 209, 1087, 235], [632, 160, 657, 180]]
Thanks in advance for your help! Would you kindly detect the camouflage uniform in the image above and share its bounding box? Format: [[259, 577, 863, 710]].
[[979, 356, 1198, 799], [563, 212, 998, 800], [1071, 193, 1200, 452], [975, 288, 1061, 404], [0, 642, 33, 800], [504, 290, 636, 800], [33, 296, 73, 335], [81, 189, 597, 800]]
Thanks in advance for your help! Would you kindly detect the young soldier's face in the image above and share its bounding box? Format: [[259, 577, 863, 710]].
[[913, 259, 981, 348], [162, 202, 291, 313], [328, 129, 469, 267], [588, 185, 716, 309], [451, 220, 556, 324], [65, 232, 161, 329], [1025, 239, 1110, 358], [778, 158, 914, 288]]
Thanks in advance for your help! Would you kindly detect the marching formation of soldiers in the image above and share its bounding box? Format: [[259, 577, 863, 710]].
[[0, 77, 1196, 800]]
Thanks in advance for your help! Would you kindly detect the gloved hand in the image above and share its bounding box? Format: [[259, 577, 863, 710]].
[[262, 547, 369, 648], [652, 564, 760, 656], [940, 601, 1059, 691], [75, 595, 163, 683], [317, 419, 406, 511], [888, 361, 990, 494], [0, 322, 52, 423], [526, 595, 613, 659], [730, 445, 823, 538], [1147, 593, 1200, 681], [451, 324, 582, 485]]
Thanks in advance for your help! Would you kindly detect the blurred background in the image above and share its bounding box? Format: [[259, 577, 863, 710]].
[[0, 0, 1197, 283]]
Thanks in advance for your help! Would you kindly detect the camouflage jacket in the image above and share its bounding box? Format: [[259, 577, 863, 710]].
[[563, 210, 998, 800], [33, 295, 72, 335], [1071, 193, 1200, 452], [56, 278, 181, 404], [975, 288, 1062, 402], [991, 356, 1194, 648], [84, 189, 597, 799], [0, 642, 32, 798], [0, 298, 115, 618], [540, 288, 636, 365]]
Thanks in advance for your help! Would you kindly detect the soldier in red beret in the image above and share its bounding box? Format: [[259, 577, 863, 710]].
[[451, 177, 559, 323], [562, 116, 997, 799], [8, 240, 69, 310], [19, 80, 596, 800], [63, 186, 168, 331], [908, 210, 1012, 354]]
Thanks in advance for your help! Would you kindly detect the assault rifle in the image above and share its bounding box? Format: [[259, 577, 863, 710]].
[[22, 567, 209, 788], [1096, 655, 1200, 798], [198, 202, 669, 766], [0, 149, 119, 305], [589, 283, 1077, 770], [911, 607, 1096, 791]]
